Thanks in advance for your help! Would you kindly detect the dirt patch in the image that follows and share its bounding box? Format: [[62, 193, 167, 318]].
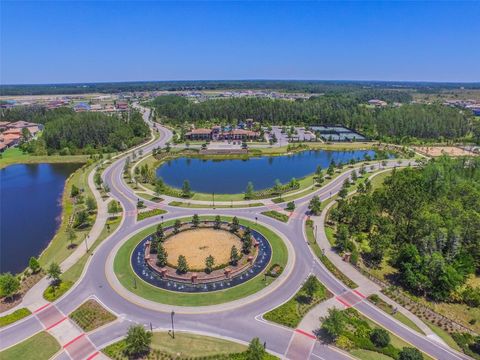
[[164, 228, 243, 269], [415, 146, 477, 157]]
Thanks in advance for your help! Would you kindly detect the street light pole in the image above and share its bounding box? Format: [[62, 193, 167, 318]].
[[84, 235, 89, 253], [171, 310, 175, 339], [212, 192, 215, 208]]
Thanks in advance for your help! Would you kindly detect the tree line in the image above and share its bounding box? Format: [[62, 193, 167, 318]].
[[152, 95, 474, 142], [18, 110, 150, 155]]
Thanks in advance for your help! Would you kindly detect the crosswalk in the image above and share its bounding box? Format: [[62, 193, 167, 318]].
[[33, 303, 98, 360]]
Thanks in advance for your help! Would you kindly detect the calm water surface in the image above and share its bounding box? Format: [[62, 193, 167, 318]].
[[157, 150, 376, 194], [0, 163, 81, 273]]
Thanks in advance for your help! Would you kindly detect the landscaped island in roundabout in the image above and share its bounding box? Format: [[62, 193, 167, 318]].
[[114, 216, 288, 306]]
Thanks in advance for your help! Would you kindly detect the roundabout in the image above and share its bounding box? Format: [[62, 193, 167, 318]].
[[112, 216, 289, 306]]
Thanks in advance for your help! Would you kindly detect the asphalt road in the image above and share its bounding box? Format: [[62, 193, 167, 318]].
[[0, 107, 469, 360]]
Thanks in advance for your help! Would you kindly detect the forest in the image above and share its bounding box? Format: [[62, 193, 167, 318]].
[[152, 95, 475, 142], [330, 157, 480, 303], [18, 110, 150, 154]]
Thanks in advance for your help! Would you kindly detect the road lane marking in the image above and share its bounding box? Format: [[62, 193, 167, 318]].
[[335, 296, 351, 308], [86, 352, 99, 360], [353, 289, 366, 299], [63, 333, 86, 348], [295, 328, 316, 339], [45, 316, 67, 330], [33, 303, 51, 313]]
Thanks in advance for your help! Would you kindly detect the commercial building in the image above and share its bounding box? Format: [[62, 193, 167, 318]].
[[185, 128, 260, 141]]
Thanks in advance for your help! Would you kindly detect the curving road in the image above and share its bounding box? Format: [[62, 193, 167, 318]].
[[0, 106, 469, 360]]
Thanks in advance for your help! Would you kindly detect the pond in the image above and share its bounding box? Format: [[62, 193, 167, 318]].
[[157, 149, 377, 194], [0, 163, 81, 273]]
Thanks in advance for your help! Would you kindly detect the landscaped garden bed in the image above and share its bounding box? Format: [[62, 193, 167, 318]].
[[320, 308, 434, 360], [263, 275, 331, 328], [69, 299, 117, 332], [261, 210, 289, 223], [137, 208, 167, 221]]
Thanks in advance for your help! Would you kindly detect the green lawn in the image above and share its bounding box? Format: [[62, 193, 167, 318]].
[[0, 331, 60, 360], [369, 170, 390, 189], [168, 201, 263, 208], [104, 332, 246, 358], [426, 322, 463, 352], [350, 349, 394, 360], [69, 299, 116, 332], [103, 331, 278, 359], [0, 308, 31, 328], [264, 276, 331, 327], [0, 147, 88, 169], [113, 216, 288, 306], [261, 210, 289, 223]]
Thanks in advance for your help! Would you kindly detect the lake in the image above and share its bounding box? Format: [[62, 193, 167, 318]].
[[157, 149, 377, 194], [0, 163, 81, 273]]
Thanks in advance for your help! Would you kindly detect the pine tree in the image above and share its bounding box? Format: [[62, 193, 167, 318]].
[[205, 255, 215, 273], [230, 216, 240, 233], [177, 255, 189, 274], [230, 246, 240, 265], [192, 214, 200, 227], [156, 244, 168, 267]]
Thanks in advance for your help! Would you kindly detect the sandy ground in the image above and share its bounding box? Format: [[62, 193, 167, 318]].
[[415, 146, 477, 157], [164, 228, 243, 269]]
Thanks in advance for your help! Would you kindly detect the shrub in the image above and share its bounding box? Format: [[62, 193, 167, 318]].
[[335, 335, 354, 350], [124, 325, 152, 357], [370, 328, 390, 348], [399, 347, 424, 360], [462, 286, 480, 307], [0, 273, 20, 299]]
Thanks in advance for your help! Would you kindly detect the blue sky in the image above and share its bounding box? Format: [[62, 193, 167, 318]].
[[1, 1, 479, 84]]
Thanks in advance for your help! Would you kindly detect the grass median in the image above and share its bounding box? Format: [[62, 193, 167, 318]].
[[113, 216, 288, 306], [0, 331, 60, 360], [264, 275, 331, 327], [0, 308, 31, 328]]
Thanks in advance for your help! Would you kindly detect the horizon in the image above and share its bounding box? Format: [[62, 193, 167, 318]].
[[2, 1, 479, 84], [2, 79, 480, 87]]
